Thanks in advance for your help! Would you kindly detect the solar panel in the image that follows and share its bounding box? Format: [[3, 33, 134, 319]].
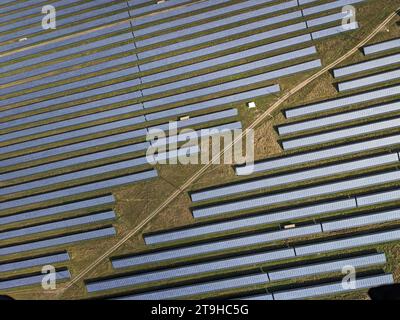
[[285, 84, 400, 118], [0, 170, 157, 212], [0, 105, 142, 144], [282, 117, 400, 150], [145, 85, 280, 120], [128, 0, 193, 17], [144, 61, 318, 109], [322, 209, 400, 232], [0, 227, 116, 256], [137, 1, 300, 48], [311, 22, 358, 39], [87, 249, 296, 291], [5, 55, 137, 94], [363, 38, 400, 55], [0, 23, 130, 64], [0, 211, 116, 241], [142, 47, 317, 96], [133, 0, 272, 37], [0, 68, 140, 108], [0, 130, 148, 167], [302, 0, 365, 16], [306, 11, 353, 27], [145, 199, 356, 244], [141, 34, 312, 82], [357, 188, 400, 206], [273, 274, 393, 300], [0, 195, 115, 226], [236, 134, 400, 175], [192, 170, 400, 218], [0, 252, 70, 273], [268, 253, 387, 281], [238, 294, 274, 300], [1, 37, 136, 81], [140, 19, 306, 60], [114, 274, 270, 300], [338, 68, 400, 92], [0, 143, 149, 181], [0, 270, 71, 290], [0, 92, 142, 130], [140, 22, 308, 71], [191, 154, 398, 203], [0, 116, 146, 155], [116, 225, 322, 267], [278, 101, 400, 135], [295, 228, 400, 256], [333, 53, 400, 78]]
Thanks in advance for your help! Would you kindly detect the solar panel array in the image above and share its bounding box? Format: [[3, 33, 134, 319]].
[[1, 0, 382, 298]]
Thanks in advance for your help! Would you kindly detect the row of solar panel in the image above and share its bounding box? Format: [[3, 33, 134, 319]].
[[0, 252, 70, 273], [192, 170, 400, 218], [240, 274, 393, 300], [281, 115, 400, 150], [190, 153, 399, 203], [284, 83, 400, 118], [278, 100, 400, 135], [109, 254, 386, 299], [237, 128, 400, 176], [87, 221, 396, 295], [117, 202, 400, 268], [0, 269, 71, 291]]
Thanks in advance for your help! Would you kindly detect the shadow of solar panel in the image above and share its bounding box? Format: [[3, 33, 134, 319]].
[[357, 188, 400, 206], [0, 211, 116, 241], [0, 116, 146, 155], [278, 101, 400, 135], [139, 19, 306, 60], [0, 227, 116, 257], [145, 85, 280, 121], [236, 134, 400, 175], [311, 22, 358, 39], [0, 252, 70, 273], [0, 270, 71, 290], [282, 117, 400, 150], [322, 209, 400, 232], [137, 1, 300, 48], [141, 34, 312, 83], [116, 225, 322, 267], [295, 228, 400, 256], [363, 38, 400, 55], [268, 253, 387, 281], [273, 274, 393, 300], [87, 249, 296, 291], [142, 47, 317, 96], [145, 199, 356, 245], [144, 61, 319, 109], [192, 154, 397, 203], [338, 68, 400, 92], [114, 274, 270, 300], [140, 22, 308, 70], [302, 0, 364, 16], [333, 53, 400, 78], [0, 195, 115, 226], [192, 171, 400, 218], [0, 170, 157, 212], [285, 84, 400, 118]]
